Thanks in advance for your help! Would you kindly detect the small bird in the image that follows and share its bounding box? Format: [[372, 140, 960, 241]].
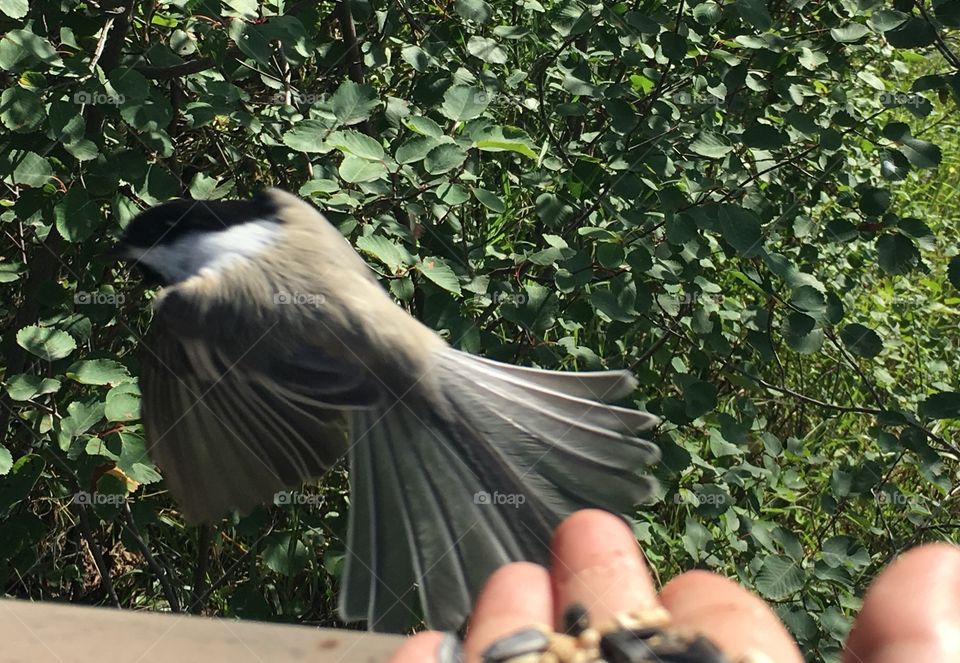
[[112, 188, 660, 631]]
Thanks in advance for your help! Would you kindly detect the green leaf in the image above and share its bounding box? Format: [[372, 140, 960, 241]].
[[2, 29, 60, 65], [16, 326, 76, 362], [395, 135, 443, 164], [473, 187, 505, 213], [659, 32, 687, 62], [756, 555, 805, 600], [229, 20, 271, 66], [690, 132, 732, 159], [735, 0, 773, 30], [338, 156, 387, 183], [282, 120, 332, 153], [742, 123, 787, 149], [898, 218, 933, 240], [590, 286, 635, 323], [262, 532, 309, 576], [719, 206, 763, 257], [355, 235, 412, 273], [0, 87, 43, 132], [935, 0, 960, 26], [882, 122, 941, 169], [424, 143, 467, 174], [536, 193, 575, 226], [783, 312, 824, 354], [105, 383, 141, 422], [454, 0, 491, 22], [869, 9, 909, 32], [0, 0, 28, 19], [791, 285, 826, 315], [405, 115, 444, 137], [474, 125, 538, 159], [684, 380, 717, 418], [0, 446, 12, 476], [798, 47, 829, 70], [6, 374, 60, 401], [880, 149, 910, 181], [948, 255, 960, 290], [859, 187, 890, 216], [830, 23, 870, 43], [116, 432, 161, 484], [331, 81, 379, 126], [839, 324, 883, 358], [60, 400, 105, 444], [326, 129, 385, 160], [501, 283, 557, 334], [10, 151, 52, 187], [440, 84, 489, 122], [0, 454, 43, 514], [418, 257, 461, 295], [692, 2, 721, 25], [55, 188, 101, 243], [65, 359, 133, 386], [467, 36, 508, 64], [885, 18, 936, 48], [919, 392, 960, 420], [223, 0, 258, 19], [0, 262, 21, 283], [876, 234, 919, 275]]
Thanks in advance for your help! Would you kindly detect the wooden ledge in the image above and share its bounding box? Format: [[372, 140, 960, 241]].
[[0, 599, 404, 662]]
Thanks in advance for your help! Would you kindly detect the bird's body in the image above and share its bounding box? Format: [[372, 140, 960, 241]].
[[115, 188, 659, 631]]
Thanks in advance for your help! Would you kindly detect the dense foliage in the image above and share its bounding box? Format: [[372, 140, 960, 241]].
[[1, 0, 959, 659]]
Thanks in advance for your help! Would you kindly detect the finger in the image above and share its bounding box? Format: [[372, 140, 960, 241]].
[[845, 542, 960, 663], [660, 570, 802, 663], [388, 631, 447, 663], [550, 509, 662, 628], [464, 561, 552, 663]]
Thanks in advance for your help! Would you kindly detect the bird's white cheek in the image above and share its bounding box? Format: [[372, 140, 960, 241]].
[[133, 220, 282, 285]]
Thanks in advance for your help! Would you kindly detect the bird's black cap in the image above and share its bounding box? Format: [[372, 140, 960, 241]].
[[117, 190, 279, 251]]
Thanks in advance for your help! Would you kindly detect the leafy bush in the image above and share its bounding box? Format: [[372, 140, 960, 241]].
[[1, 0, 959, 659]]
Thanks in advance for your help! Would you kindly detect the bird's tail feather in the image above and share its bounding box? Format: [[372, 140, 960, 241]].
[[339, 348, 659, 631]]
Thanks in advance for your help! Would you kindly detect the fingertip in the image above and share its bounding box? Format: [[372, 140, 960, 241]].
[[550, 509, 639, 572], [465, 562, 552, 663], [388, 631, 447, 663], [554, 508, 628, 540], [550, 508, 660, 627], [846, 542, 960, 662], [662, 570, 802, 663]]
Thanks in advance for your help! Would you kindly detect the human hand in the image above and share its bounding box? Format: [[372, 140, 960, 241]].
[[390, 509, 960, 662]]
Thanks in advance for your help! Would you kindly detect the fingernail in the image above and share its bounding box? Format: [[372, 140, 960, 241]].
[[561, 601, 590, 636], [481, 626, 550, 662], [437, 632, 464, 663]]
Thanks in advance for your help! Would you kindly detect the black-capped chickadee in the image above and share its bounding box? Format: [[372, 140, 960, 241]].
[[112, 188, 659, 631]]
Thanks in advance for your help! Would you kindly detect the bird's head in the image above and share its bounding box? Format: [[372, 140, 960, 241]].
[[110, 190, 283, 287]]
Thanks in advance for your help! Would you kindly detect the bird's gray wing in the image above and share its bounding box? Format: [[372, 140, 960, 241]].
[[140, 290, 380, 524]]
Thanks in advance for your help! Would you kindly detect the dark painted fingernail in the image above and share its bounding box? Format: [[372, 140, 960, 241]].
[[562, 601, 590, 636], [600, 629, 657, 663], [601, 628, 731, 663], [481, 626, 549, 662], [437, 632, 464, 663], [665, 634, 729, 662]]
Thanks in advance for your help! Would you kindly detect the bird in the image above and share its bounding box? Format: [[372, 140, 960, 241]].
[[111, 187, 660, 632]]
